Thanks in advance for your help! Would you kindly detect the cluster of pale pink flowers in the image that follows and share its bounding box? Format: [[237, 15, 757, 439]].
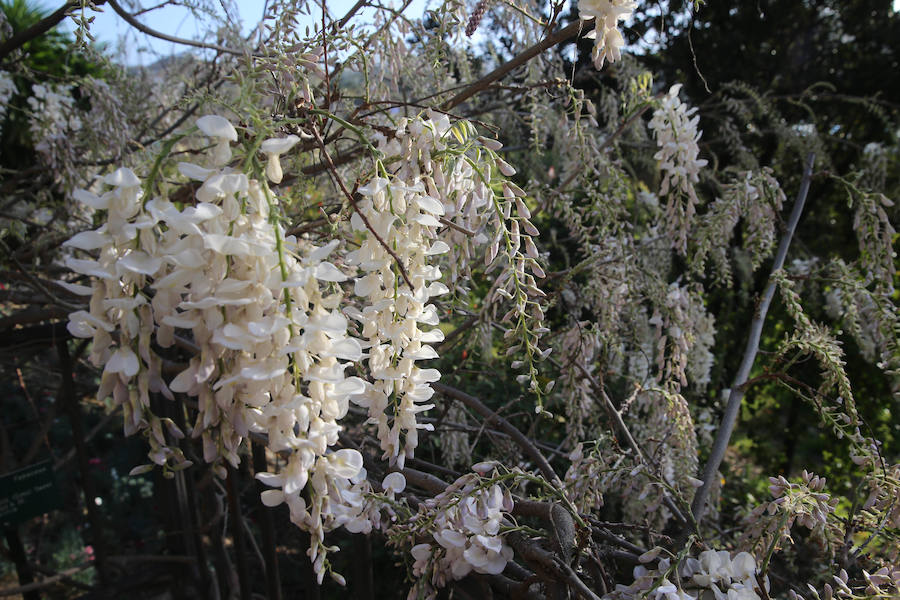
[[407, 472, 514, 598], [649, 84, 709, 253], [606, 549, 766, 600], [578, 0, 637, 69], [789, 566, 900, 600], [64, 114, 373, 582]]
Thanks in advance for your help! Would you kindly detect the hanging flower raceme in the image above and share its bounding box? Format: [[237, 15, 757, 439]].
[[344, 115, 451, 470], [347, 111, 543, 466], [64, 116, 371, 583], [579, 0, 637, 70], [649, 84, 708, 254]]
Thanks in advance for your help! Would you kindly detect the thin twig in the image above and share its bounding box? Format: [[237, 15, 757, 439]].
[[690, 152, 816, 524], [0, 563, 92, 597], [308, 125, 414, 288], [401, 466, 448, 494], [443, 18, 589, 110], [439, 216, 477, 237], [570, 360, 690, 527], [336, 0, 368, 30], [432, 382, 560, 485]]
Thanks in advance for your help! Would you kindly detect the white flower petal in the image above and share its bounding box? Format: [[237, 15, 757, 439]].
[[328, 449, 363, 479], [106, 346, 139, 377], [64, 230, 110, 250], [382, 472, 406, 494], [72, 189, 108, 209], [255, 472, 284, 487], [66, 257, 115, 279], [326, 338, 363, 361], [197, 115, 237, 141], [307, 239, 341, 263], [314, 262, 347, 282], [103, 167, 141, 187], [56, 281, 94, 296], [414, 195, 445, 215], [260, 489, 285, 507], [177, 162, 214, 180], [425, 241, 450, 255], [260, 135, 300, 154], [117, 252, 163, 276]]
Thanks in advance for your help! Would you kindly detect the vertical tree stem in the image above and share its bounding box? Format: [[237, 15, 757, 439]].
[[690, 153, 816, 524], [251, 441, 283, 600], [352, 534, 375, 600], [3, 527, 40, 600], [171, 407, 215, 599], [56, 338, 108, 585], [226, 465, 252, 600], [206, 484, 232, 598]]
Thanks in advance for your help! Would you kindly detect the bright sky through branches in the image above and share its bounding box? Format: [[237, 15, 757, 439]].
[[67, 0, 366, 65], [72, 0, 900, 67]]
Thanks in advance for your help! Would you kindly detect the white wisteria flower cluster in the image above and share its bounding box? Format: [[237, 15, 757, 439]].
[[405, 472, 515, 599], [348, 110, 546, 464], [649, 84, 709, 253], [606, 549, 767, 600], [346, 114, 452, 470], [578, 0, 638, 70], [61, 109, 535, 583], [64, 115, 373, 582]]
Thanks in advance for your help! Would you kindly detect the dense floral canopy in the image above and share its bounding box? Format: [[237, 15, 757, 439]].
[[0, 0, 897, 598]]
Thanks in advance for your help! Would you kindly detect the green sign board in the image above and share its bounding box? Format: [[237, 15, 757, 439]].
[[0, 461, 63, 528]]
